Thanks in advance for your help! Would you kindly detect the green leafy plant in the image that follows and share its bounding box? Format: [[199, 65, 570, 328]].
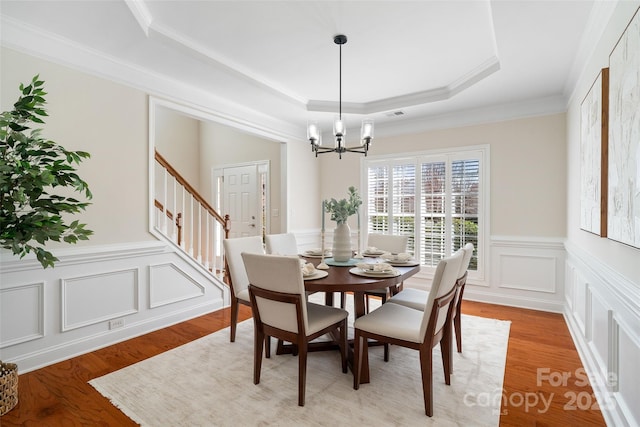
[[324, 186, 362, 224], [0, 75, 93, 268]]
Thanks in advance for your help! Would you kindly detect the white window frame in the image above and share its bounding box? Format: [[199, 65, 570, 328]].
[[360, 144, 490, 282]]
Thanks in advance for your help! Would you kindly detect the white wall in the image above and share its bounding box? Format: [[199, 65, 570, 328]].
[[564, 2, 640, 426]]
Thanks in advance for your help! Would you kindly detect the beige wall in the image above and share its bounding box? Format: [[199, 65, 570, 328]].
[[199, 121, 283, 234], [154, 106, 200, 190], [1, 47, 153, 247], [319, 113, 568, 237]]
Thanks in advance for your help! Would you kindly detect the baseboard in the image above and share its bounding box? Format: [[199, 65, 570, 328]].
[[14, 300, 222, 374]]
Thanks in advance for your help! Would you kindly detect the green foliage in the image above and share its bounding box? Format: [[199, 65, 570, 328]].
[[0, 75, 93, 268], [324, 186, 362, 225], [453, 218, 478, 235]]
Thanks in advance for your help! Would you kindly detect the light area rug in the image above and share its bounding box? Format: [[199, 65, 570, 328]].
[[90, 297, 510, 427]]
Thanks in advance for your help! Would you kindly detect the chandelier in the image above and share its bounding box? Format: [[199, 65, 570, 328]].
[[307, 34, 374, 159]]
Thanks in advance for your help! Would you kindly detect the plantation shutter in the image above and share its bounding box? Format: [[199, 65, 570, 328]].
[[367, 165, 389, 234], [392, 163, 416, 253], [420, 161, 446, 267], [451, 159, 479, 269]]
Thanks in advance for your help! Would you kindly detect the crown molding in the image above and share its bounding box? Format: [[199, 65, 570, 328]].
[[307, 56, 501, 115], [0, 15, 302, 143]]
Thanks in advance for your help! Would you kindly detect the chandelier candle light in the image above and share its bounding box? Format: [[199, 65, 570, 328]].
[[307, 35, 374, 158]]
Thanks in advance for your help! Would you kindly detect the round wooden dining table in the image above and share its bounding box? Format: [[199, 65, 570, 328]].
[[302, 256, 420, 318], [300, 256, 421, 383]]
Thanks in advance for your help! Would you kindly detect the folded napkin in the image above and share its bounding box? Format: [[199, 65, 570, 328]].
[[364, 246, 385, 255], [306, 248, 331, 255], [381, 252, 412, 262], [301, 262, 316, 276], [356, 262, 393, 272]]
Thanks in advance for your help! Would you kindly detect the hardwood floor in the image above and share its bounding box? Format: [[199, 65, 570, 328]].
[[1, 301, 605, 426]]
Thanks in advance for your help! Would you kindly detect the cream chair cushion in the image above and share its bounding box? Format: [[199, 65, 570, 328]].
[[223, 236, 264, 302], [354, 302, 424, 342], [367, 233, 409, 254], [265, 233, 299, 255]]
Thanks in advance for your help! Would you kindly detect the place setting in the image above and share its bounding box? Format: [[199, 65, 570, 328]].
[[379, 252, 420, 267], [349, 262, 401, 278], [361, 246, 385, 257], [302, 248, 332, 259], [300, 259, 328, 280]]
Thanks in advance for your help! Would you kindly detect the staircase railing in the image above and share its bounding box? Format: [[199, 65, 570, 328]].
[[154, 150, 230, 276]]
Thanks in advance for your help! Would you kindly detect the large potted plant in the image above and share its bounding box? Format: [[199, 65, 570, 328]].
[[0, 75, 93, 269], [324, 186, 362, 262]]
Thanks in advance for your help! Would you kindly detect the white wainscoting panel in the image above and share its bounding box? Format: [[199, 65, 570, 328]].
[[573, 271, 589, 337], [62, 268, 139, 331], [565, 262, 575, 312], [0, 241, 226, 373], [0, 282, 44, 348], [498, 254, 556, 293], [149, 263, 205, 308], [588, 289, 610, 378], [617, 324, 640, 426], [564, 242, 640, 427], [461, 236, 566, 312]]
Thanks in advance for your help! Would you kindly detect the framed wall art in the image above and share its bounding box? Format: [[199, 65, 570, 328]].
[[608, 8, 640, 249], [580, 68, 609, 237]]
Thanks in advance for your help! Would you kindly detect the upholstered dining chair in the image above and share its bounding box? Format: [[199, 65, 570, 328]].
[[360, 233, 410, 312], [242, 252, 348, 406], [367, 233, 409, 254], [387, 243, 474, 357], [352, 249, 464, 417], [222, 236, 265, 345], [265, 233, 299, 255]]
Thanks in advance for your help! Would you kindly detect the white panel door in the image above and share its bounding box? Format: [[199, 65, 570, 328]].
[[224, 164, 259, 238]]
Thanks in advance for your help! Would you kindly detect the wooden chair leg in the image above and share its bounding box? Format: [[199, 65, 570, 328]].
[[454, 313, 462, 353], [381, 293, 389, 363], [254, 327, 264, 385], [353, 332, 364, 390], [340, 292, 346, 309], [298, 342, 308, 406], [340, 319, 348, 373], [419, 346, 434, 417], [230, 298, 239, 342], [441, 331, 452, 385], [265, 335, 271, 359]]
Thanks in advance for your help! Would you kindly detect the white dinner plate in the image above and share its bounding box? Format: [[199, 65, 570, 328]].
[[303, 251, 332, 258], [386, 260, 420, 267], [303, 270, 329, 280], [363, 251, 385, 257], [349, 267, 401, 278]]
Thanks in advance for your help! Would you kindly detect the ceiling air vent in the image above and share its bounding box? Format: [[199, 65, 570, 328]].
[[385, 110, 405, 117]]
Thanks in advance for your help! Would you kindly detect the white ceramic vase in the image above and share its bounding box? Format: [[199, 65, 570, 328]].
[[332, 222, 352, 262]]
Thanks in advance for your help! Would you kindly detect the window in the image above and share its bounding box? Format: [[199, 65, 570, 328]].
[[364, 146, 487, 277]]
